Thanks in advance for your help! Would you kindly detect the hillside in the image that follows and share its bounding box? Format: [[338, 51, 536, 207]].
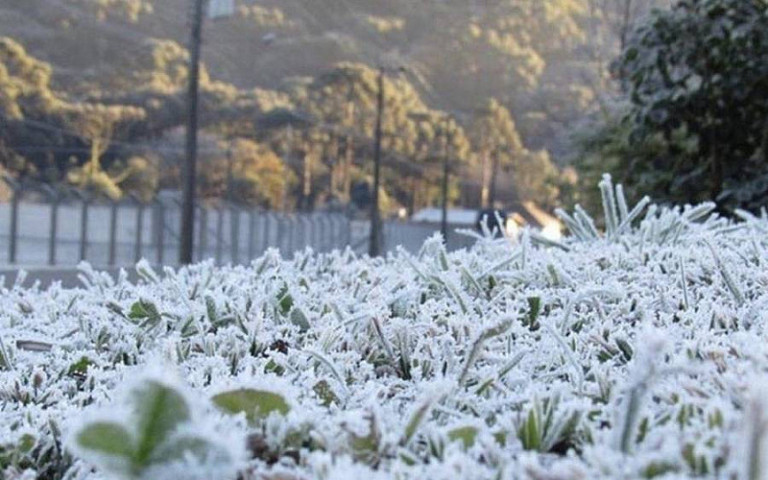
[[0, 0, 650, 153], [0, 0, 672, 212]]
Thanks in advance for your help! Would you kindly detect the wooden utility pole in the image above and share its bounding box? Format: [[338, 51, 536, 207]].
[[488, 149, 500, 208], [180, 0, 206, 265], [369, 67, 384, 257]]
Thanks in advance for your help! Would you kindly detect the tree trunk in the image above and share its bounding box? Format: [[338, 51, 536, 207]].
[[302, 148, 313, 210], [619, 0, 634, 52], [343, 135, 354, 203], [480, 149, 491, 208], [329, 134, 339, 197]]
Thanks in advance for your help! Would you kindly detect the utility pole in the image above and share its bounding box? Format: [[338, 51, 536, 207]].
[[488, 148, 500, 208], [369, 67, 385, 257], [180, 0, 206, 265], [440, 117, 451, 242]]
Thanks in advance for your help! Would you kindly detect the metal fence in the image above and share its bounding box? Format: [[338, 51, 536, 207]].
[[382, 221, 476, 253], [0, 179, 485, 268], [0, 180, 353, 267]]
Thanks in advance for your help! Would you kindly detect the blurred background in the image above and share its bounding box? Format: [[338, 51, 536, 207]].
[[0, 0, 766, 270]]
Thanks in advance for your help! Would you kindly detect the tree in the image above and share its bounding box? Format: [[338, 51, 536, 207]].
[[224, 138, 294, 209], [283, 62, 473, 212], [72, 0, 153, 22], [470, 99, 524, 207], [616, 0, 768, 209], [469, 98, 561, 209], [62, 103, 146, 198], [0, 37, 60, 118]]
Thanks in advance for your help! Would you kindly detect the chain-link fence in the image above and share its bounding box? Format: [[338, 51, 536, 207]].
[[0, 180, 353, 267]]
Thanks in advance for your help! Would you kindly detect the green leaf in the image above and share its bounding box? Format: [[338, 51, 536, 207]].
[[290, 308, 310, 332], [76, 422, 134, 458], [401, 393, 442, 445], [128, 299, 162, 331], [130, 381, 191, 465], [519, 407, 540, 451], [212, 388, 290, 424], [447, 426, 478, 449], [129, 299, 160, 321], [68, 356, 93, 377], [616, 338, 634, 362], [17, 434, 35, 454], [492, 430, 508, 446], [205, 295, 218, 324], [313, 380, 339, 407], [350, 431, 378, 462], [527, 296, 541, 329], [277, 285, 293, 315]]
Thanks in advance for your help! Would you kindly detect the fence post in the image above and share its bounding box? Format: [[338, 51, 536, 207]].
[[215, 205, 224, 265], [327, 214, 339, 250], [42, 185, 59, 266], [276, 214, 286, 254], [198, 204, 208, 262], [230, 204, 240, 264], [319, 214, 329, 252], [133, 196, 145, 263], [247, 209, 257, 260], [5, 177, 20, 264], [345, 212, 352, 248], [77, 191, 90, 262], [297, 214, 307, 251], [108, 199, 119, 266], [308, 214, 318, 251], [262, 213, 273, 254], [335, 214, 346, 249], [155, 199, 165, 265]]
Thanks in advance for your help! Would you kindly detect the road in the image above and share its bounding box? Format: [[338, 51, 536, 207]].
[[0, 266, 140, 289]]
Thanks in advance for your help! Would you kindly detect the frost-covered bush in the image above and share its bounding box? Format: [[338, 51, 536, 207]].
[[4, 175, 768, 479]]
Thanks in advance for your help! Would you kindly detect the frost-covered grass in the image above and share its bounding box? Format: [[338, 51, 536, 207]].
[[3, 176, 768, 479]]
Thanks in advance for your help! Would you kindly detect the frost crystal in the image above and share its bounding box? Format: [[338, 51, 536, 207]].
[[2, 185, 768, 478]]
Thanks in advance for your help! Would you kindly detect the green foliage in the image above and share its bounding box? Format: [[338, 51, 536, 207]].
[[67, 356, 94, 377], [128, 299, 163, 331], [73, 379, 231, 478], [0, 0, 614, 209], [212, 388, 291, 425], [447, 426, 478, 450], [516, 395, 581, 453], [608, 0, 768, 210], [73, 0, 153, 22]]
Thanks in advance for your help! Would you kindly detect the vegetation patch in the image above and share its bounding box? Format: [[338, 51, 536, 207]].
[[2, 179, 768, 478]]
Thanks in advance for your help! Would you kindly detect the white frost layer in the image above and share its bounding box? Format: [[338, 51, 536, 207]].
[[3, 194, 768, 479]]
